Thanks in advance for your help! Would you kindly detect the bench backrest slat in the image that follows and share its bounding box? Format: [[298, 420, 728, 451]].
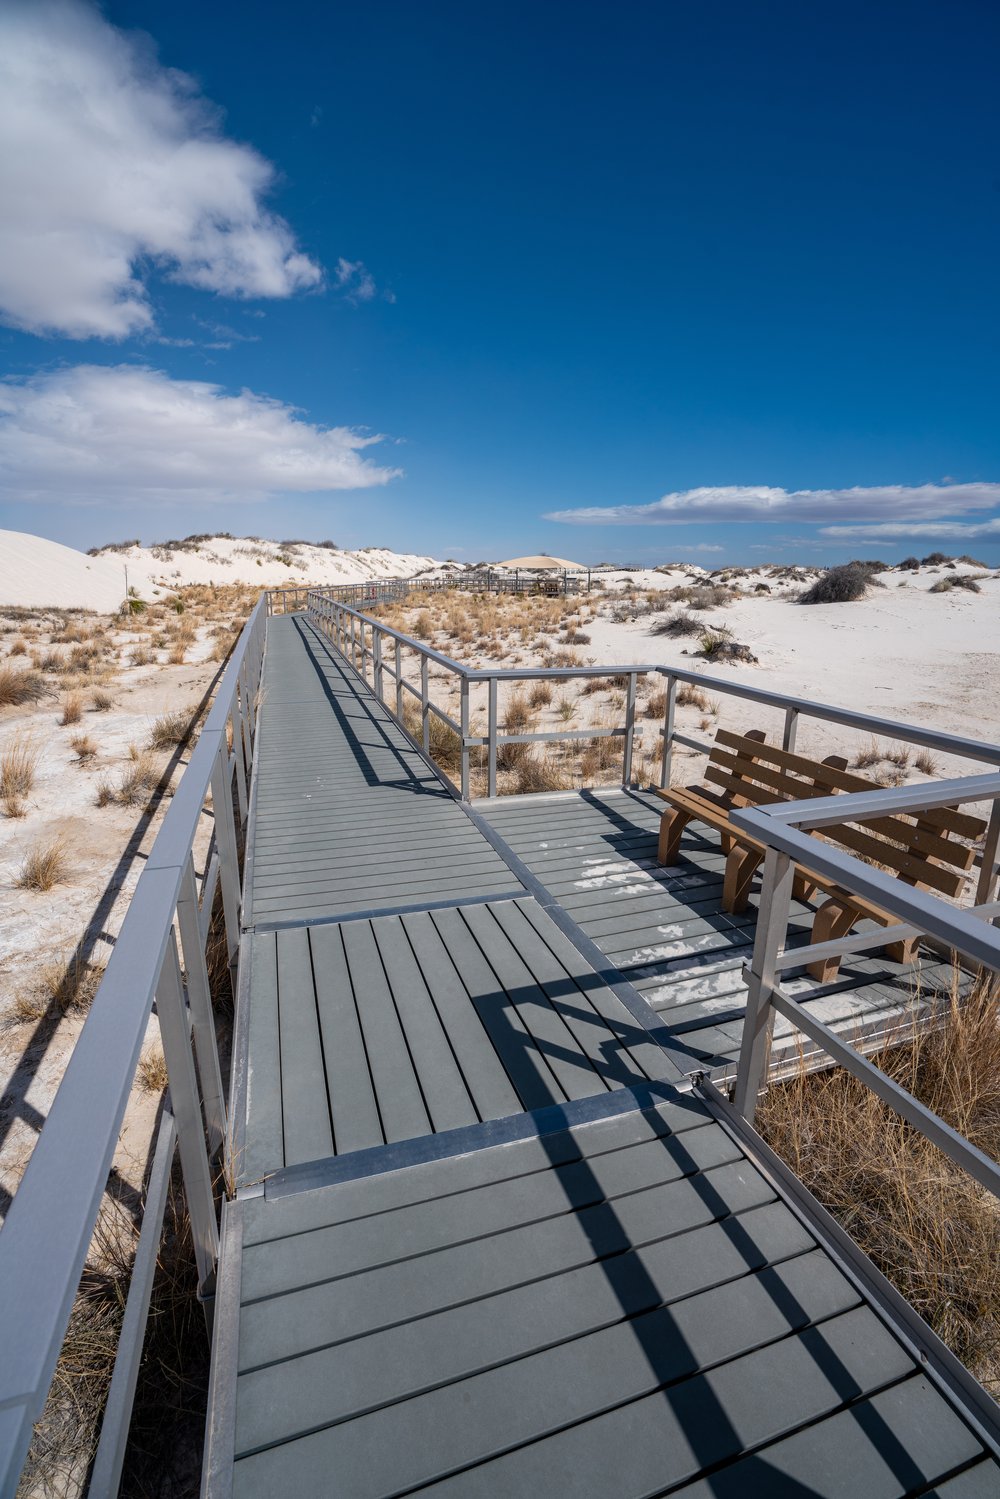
[[714, 728, 985, 841], [695, 729, 975, 900]]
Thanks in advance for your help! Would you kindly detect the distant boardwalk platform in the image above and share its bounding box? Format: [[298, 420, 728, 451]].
[[203, 613, 1000, 1497]]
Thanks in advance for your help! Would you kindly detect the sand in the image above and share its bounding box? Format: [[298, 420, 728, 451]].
[[0, 529, 131, 611]]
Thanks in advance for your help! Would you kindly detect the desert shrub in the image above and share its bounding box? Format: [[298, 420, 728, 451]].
[[897, 556, 920, 570], [9, 636, 27, 655], [120, 588, 147, 616], [687, 584, 733, 610], [17, 836, 70, 890], [651, 611, 705, 637], [953, 575, 981, 593], [167, 643, 187, 664], [130, 645, 155, 666], [97, 752, 159, 808], [799, 562, 875, 604], [699, 634, 758, 664], [90, 689, 114, 712], [921, 551, 952, 566], [528, 682, 553, 709], [644, 690, 666, 720], [956, 555, 989, 569], [69, 733, 97, 762]]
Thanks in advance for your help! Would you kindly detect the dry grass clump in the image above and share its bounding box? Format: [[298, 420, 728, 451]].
[[651, 610, 705, 637], [96, 751, 159, 808], [758, 977, 1000, 1390], [852, 736, 883, 769], [137, 1045, 169, 1091], [60, 691, 83, 725], [1, 731, 41, 817], [9, 636, 27, 655], [69, 733, 97, 762], [512, 753, 571, 794], [503, 690, 533, 736], [676, 683, 713, 711], [930, 575, 981, 594], [556, 696, 576, 722], [914, 747, 938, 776], [38, 952, 106, 1015], [147, 710, 189, 750], [0, 662, 47, 706], [528, 682, 553, 709], [645, 689, 667, 720], [401, 700, 462, 774], [130, 644, 155, 667], [90, 688, 115, 712], [167, 642, 187, 664], [16, 835, 70, 890]]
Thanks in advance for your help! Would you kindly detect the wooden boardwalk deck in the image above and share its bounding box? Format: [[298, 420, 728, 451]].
[[206, 613, 1000, 1496], [477, 787, 962, 1079]]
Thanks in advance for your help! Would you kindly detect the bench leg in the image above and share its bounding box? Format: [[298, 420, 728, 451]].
[[807, 898, 858, 983], [884, 935, 920, 966], [658, 808, 690, 865], [723, 847, 763, 913]]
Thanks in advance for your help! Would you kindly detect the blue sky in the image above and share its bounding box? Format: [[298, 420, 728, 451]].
[[1, 0, 998, 564]]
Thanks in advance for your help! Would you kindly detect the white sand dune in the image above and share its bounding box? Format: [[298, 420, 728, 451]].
[[0, 529, 130, 611], [92, 535, 441, 594]]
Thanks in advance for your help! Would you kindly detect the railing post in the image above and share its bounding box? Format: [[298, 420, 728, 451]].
[[155, 933, 219, 1307], [487, 677, 498, 799], [733, 847, 795, 1123], [374, 629, 384, 702], [660, 674, 677, 789], [176, 855, 226, 1153], [977, 797, 1000, 911], [420, 655, 430, 753], [782, 707, 799, 754], [460, 676, 470, 800], [395, 640, 403, 719], [623, 672, 637, 786], [230, 703, 249, 826], [210, 742, 242, 962]]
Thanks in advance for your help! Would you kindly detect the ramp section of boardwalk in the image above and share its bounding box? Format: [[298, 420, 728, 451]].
[[209, 1089, 996, 1498]]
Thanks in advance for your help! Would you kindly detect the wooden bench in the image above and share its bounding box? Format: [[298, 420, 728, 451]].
[[656, 728, 986, 982]]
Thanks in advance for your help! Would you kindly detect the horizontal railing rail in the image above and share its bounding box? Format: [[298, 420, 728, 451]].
[[268, 566, 591, 615], [306, 593, 1000, 815], [0, 596, 268, 1496], [727, 775, 1000, 1202]]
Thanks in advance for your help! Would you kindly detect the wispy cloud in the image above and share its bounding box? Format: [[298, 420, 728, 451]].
[[335, 258, 378, 304], [0, 0, 322, 339], [0, 365, 402, 504], [821, 519, 1000, 540], [545, 483, 1000, 526]]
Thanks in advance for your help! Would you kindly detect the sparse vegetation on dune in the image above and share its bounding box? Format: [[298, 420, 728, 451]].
[[799, 560, 883, 604], [1, 730, 41, 817], [0, 662, 48, 707]]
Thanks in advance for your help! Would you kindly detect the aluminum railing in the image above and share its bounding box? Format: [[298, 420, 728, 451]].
[[268, 568, 591, 615], [0, 597, 267, 1497], [728, 775, 1000, 1195], [305, 593, 1000, 833]]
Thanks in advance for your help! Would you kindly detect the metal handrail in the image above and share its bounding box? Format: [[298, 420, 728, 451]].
[[727, 778, 1000, 1200], [306, 592, 1000, 802], [0, 597, 268, 1496]]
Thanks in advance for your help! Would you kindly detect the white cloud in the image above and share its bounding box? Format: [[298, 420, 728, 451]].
[[0, 365, 401, 504], [335, 258, 378, 304], [0, 0, 322, 339], [689, 543, 724, 553], [821, 519, 1000, 540], [545, 483, 1000, 526]]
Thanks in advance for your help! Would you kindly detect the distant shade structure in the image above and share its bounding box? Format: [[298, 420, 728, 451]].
[[496, 554, 586, 570]]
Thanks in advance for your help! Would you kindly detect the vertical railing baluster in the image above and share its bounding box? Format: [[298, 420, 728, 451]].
[[155, 933, 219, 1308], [420, 655, 430, 753], [460, 676, 470, 800], [623, 672, 637, 786], [210, 743, 242, 962], [176, 855, 226, 1153], [733, 848, 795, 1123], [783, 707, 799, 753], [395, 640, 403, 719], [487, 678, 498, 799], [660, 674, 677, 788]]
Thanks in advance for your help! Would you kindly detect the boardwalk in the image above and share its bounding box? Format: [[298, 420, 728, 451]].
[[205, 613, 1000, 1496]]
